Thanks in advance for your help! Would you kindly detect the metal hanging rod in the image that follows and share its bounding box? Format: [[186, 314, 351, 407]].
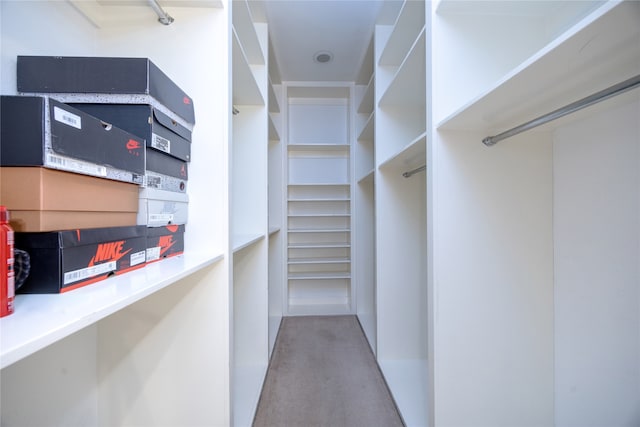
[[482, 74, 640, 147], [148, 0, 174, 25], [403, 164, 426, 178]]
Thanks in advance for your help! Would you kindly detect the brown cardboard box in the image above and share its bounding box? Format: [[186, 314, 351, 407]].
[[0, 167, 138, 231]]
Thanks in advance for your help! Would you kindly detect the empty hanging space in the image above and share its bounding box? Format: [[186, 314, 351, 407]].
[[431, 1, 640, 426], [285, 86, 353, 316], [371, 1, 429, 425]]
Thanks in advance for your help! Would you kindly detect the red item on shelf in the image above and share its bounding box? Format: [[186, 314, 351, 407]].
[[1, 206, 15, 317]]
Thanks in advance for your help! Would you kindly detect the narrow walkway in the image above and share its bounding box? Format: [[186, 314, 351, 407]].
[[253, 315, 404, 427]]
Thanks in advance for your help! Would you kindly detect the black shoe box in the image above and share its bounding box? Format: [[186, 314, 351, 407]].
[[17, 56, 195, 125], [146, 224, 185, 263], [1, 96, 145, 184], [145, 148, 188, 193], [15, 225, 147, 294], [71, 104, 192, 162]]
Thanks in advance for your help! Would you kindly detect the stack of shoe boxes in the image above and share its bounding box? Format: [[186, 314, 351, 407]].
[[0, 95, 148, 293], [0, 56, 191, 293]]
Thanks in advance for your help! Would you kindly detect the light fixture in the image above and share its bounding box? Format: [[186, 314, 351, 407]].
[[148, 0, 174, 25], [313, 51, 333, 64]]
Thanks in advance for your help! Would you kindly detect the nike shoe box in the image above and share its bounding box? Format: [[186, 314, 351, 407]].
[[146, 225, 185, 263], [17, 56, 195, 125], [144, 148, 188, 193], [71, 104, 192, 162], [138, 188, 189, 226], [15, 225, 147, 294], [0, 167, 139, 232], [0, 96, 145, 185]]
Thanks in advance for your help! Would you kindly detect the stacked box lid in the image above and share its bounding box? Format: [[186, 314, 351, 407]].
[[17, 56, 195, 125]]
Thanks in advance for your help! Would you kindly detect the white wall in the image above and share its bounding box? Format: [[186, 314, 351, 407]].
[[0, 326, 98, 426], [1, 1, 99, 93], [553, 98, 640, 426], [433, 130, 554, 427]]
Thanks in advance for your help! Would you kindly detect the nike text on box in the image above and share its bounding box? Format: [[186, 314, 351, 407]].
[[15, 225, 147, 294], [146, 224, 185, 263]]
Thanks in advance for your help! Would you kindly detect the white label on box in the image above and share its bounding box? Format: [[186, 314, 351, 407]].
[[54, 106, 82, 130], [146, 246, 161, 262], [64, 261, 116, 285], [145, 173, 162, 189], [47, 154, 107, 177], [151, 133, 171, 153], [130, 250, 146, 266], [149, 213, 174, 223]]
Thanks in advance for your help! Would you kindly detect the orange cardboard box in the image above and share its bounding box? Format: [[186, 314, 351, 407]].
[[0, 167, 138, 231]]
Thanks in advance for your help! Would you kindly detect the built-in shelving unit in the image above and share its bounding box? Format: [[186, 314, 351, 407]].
[[231, 2, 270, 425], [430, 1, 640, 426], [0, 1, 231, 426], [285, 86, 353, 316], [354, 36, 377, 353], [373, 1, 428, 425], [0, 253, 223, 370], [267, 49, 284, 357]]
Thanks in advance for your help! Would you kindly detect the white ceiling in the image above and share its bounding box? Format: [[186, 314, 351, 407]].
[[252, 0, 383, 83]]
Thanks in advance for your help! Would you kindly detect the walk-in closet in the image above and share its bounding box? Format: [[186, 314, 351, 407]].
[[1, 1, 638, 426]]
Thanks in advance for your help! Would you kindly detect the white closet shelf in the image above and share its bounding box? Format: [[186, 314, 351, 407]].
[[268, 116, 281, 141], [287, 228, 350, 233], [288, 198, 350, 202], [232, 233, 265, 253], [358, 169, 375, 184], [378, 132, 427, 171], [357, 112, 375, 142], [357, 74, 375, 114], [287, 303, 351, 316], [378, 359, 429, 427], [437, 1, 640, 132], [378, 28, 426, 108], [268, 80, 281, 113], [232, 0, 265, 65], [287, 183, 350, 187], [0, 251, 223, 370], [232, 29, 265, 106], [233, 363, 268, 427], [288, 257, 351, 265], [287, 144, 350, 151], [288, 272, 351, 280], [287, 242, 351, 249], [379, 0, 426, 66], [288, 214, 350, 218], [268, 226, 281, 236]]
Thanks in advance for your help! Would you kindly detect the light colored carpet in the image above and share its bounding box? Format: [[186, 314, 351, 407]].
[[253, 315, 404, 427]]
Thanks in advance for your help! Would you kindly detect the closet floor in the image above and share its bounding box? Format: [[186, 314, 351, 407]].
[[253, 315, 404, 427]]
